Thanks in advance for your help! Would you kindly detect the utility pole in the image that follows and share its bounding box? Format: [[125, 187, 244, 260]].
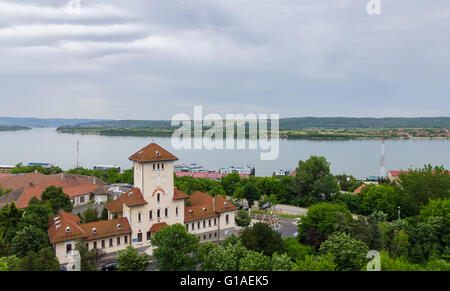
[[76, 140, 80, 169]]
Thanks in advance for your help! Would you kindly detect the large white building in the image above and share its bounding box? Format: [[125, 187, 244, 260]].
[[48, 143, 238, 265]]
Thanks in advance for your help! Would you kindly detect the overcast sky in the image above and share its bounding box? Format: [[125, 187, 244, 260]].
[[0, 0, 449, 119]]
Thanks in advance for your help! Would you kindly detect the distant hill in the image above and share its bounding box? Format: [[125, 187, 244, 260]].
[[60, 117, 450, 130], [0, 117, 110, 128]]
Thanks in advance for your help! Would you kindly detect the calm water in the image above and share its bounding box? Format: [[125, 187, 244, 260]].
[[0, 128, 449, 178]]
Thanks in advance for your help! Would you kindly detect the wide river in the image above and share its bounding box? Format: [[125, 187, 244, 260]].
[[0, 128, 449, 178]]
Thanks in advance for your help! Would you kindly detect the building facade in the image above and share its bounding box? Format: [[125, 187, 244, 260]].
[[50, 143, 238, 265]]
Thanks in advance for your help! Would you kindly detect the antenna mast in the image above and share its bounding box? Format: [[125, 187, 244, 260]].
[[380, 136, 386, 178], [76, 140, 80, 169]]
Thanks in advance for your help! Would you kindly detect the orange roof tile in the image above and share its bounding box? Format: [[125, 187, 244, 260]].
[[0, 173, 62, 191], [129, 143, 178, 163], [184, 191, 237, 222], [8, 177, 103, 208], [149, 222, 168, 233], [173, 188, 188, 200], [118, 188, 147, 207], [353, 184, 367, 194], [105, 199, 123, 213], [47, 212, 131, 244]]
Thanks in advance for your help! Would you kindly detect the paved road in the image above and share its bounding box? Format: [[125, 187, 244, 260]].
[[273, 204, 308, 216]]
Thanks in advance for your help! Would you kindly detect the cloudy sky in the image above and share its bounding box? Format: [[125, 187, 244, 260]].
[[0, 0, 449, 119]]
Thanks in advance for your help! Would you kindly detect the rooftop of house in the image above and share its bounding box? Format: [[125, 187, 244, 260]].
[[48, 212, 131, 244], [184, 191, 238, 222], [0, 176, 105, 209], [129, 143, 178, 163]]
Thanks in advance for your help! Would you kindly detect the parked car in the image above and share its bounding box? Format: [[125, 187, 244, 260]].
[[101, 262, 117, 271]]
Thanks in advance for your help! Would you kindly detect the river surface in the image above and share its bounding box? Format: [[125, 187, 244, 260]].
[[0, 128, 449, 178]]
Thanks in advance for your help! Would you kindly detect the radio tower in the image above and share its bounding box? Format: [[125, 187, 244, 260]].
[[380, 136, 386, 178]]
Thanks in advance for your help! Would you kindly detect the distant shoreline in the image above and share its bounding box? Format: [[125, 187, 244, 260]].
[[55, 127, 450, 140]]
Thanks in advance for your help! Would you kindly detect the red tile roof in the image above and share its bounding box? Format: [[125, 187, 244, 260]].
[[175, 171, 249, 180], [129, 143, 178, 163], [3, 177, 102, 208], [353, 184, 367, 194], [149, 222, 168, 233], [105, 199, 123, 213], [48, 212, 131, 244], [184, 191, 238, 222], [0, 173, 62, 191], [173, 188, 188, 200], [118, 188, 147, 207]]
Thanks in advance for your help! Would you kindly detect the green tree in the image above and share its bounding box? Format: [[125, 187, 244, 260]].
[[117, 245, 149, 271], [41, 186, 73, 213], [294, 156, 339, 206], [100, 207, 109, 221], [240, 222, 284, 256], [221, 173, 241, 196], [199, 243, 247, 271], [150, 224, 200, 271], [9, 225, 49, 257], [75, 240, 96, 271], [235, 210, 251, 228], [209, 184, 226, 197], [82, 207, 99, 223], [298, 202, 352, 248], [242, 183, 260, 208], [319, 232, 369, 271], [18, 197, 53, 232], [239, 250, 272, 271], [282, 237, 314, 262], [0, 202, 24, 246], [271, 252, 294, 271], [398, 165, 450, 215], [292, 254, 336, 271], [0, 255, 21, 271], [19, 247, 60, 271]]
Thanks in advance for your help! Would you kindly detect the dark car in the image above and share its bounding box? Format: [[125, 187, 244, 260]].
[[101, 262, 117, 271]]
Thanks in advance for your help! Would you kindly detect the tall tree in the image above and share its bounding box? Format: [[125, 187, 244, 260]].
[[41, 186, 73, 213], [117, 245, 149, 271], [240, 222, 284, 256], [242, 183, 260, 209], [151, 224, 200, 271], [9, 225, 49, 257]]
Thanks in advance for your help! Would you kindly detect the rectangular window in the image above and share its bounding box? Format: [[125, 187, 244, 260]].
[[176, 207, 178, 216], [157, 209, 160, 218], [203, 221, 206, 228], [93, 241, 97, 249], [85, 243, 89, 250], [80, 196, 85, 203], [109, 239, 113, 247], [209, 219, 211, 227], [157, 163, 160, 170], [214, 232, 217, 237], [117, 237, 121, 245], [153, 164, 155, 170], [209, 234, 212, 239], [186, 224, 189, 231], [137, 233, 143, 242], [147, 231, 151, 241], [192, 223, 195, 230], [226, 214, 229, 224], [203, 235, 206, 240], [198, 221, 200, 229], [214, 218, 217, 226], [101, 240, 105, 249], [124, 236, 128, 244], [138, 213, 142, 223], [165, 208, 168, 217], [162, 163, 164, 170], [149, 211, 153, 220], [66, 244, 72, 254]]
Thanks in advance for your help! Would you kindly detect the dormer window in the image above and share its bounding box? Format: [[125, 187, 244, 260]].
[[156, 151, 160, 156], [117, 224, 121, 230], [224, 202, 229, 207], [65, 226, 71, 233], [189, 209, 193, 214], [92, 228, 97, 234], [202, 207, 207, 212]]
